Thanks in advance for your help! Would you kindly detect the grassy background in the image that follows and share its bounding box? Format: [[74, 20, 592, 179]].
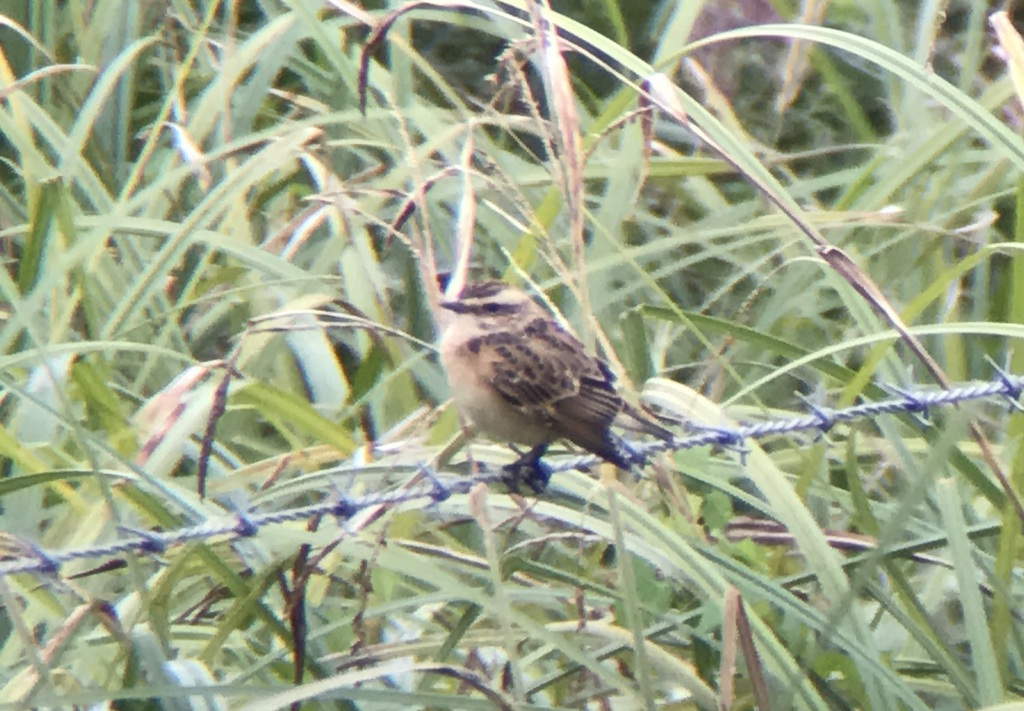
[[2, 0, 1024, 708]]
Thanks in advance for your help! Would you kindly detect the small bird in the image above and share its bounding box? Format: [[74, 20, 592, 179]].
[[438, 280, 674, 487]]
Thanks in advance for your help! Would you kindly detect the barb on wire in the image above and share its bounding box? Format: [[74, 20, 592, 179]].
[[3, 372, 1022, 580]]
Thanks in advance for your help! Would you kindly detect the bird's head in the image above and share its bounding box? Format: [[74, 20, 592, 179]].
[[440, 281, 544, 329]]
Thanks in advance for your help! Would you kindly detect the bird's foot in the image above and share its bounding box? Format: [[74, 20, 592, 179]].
[[501, 444, 551, 493]]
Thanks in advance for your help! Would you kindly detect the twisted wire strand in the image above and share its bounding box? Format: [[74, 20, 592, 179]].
[[3, 372, 1021, 579]]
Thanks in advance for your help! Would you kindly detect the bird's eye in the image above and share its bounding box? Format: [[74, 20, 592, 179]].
[[483, 303, 502, 314]]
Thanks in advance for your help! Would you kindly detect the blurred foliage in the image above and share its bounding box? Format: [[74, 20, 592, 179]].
[[2, 0, 1024, 709]]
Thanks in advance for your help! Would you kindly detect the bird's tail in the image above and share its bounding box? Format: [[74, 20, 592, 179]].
[[619, 402, 676, 442]]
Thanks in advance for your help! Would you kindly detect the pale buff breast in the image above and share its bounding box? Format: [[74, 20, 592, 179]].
[[439, 323, 550, 446]]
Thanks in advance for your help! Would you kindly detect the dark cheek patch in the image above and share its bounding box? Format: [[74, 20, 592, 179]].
[[467, 337, 482, 354]]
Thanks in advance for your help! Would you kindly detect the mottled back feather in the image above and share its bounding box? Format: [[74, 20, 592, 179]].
[[472, 316, 625, 455]]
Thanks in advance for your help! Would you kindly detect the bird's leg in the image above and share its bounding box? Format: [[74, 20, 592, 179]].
[[501, 443, 552, 493]]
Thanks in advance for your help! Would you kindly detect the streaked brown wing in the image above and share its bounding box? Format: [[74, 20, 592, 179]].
[[481, 317, 624, 454], [549, 364, 626, 456]]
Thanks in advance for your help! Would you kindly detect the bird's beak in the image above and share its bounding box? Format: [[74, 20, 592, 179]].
[[440, 300, 469, 314]]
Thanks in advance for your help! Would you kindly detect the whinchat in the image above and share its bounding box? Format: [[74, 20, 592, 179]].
[[438, 280, 673, 485]]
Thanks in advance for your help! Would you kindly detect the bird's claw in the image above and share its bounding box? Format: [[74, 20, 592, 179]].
[[501, 444, 552, 493], [501, 459, 552, 492]]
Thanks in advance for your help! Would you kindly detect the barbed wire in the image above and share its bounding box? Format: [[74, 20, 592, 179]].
[[3, 370, 1022, 580]]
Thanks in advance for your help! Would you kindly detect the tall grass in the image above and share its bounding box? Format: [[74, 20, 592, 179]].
[[1, 1, 1023, 708]]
